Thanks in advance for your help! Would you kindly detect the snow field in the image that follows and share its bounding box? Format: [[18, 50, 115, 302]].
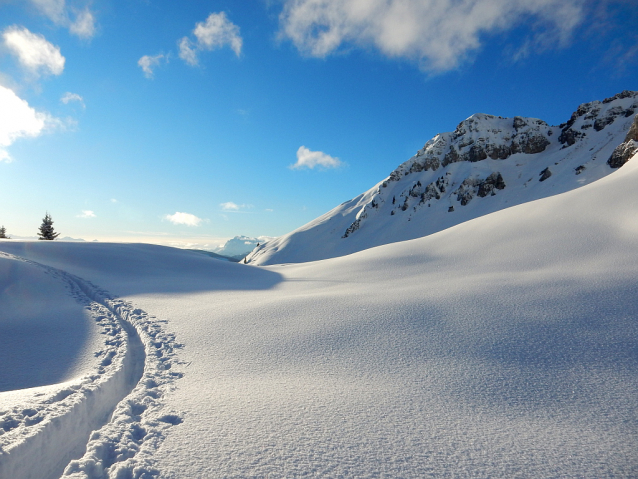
[[61, 288, 185, 478], [0, 256, 103, 392], [0, 154, 636, 477], [0, 254, 185, 479], [143, 154, 638, 477], [0, 253, 135, 479]]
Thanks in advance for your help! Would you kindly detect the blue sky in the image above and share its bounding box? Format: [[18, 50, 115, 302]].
[[1, 0, 636, 248]]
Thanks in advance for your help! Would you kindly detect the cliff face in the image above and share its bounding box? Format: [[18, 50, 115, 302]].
[[248, 91, 638, 266]]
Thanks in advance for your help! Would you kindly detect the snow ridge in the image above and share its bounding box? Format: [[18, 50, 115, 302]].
[[0, 253, 185, 479], [247, 90, 638, 266]]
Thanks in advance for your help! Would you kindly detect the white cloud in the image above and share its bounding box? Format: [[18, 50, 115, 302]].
[[60, 92, 84, 107], [178, 38, 199, 66], [220, 202, 241, 211], [179, 12, 242, 66], [220, 202, 253, 211], [194, 12, 243, 56], [138, 54, 166, 78], [0, 85, 53, 162], [278, 0, 587, 72], [29, 0, 97, 39], [2, 26, 65, 76], [77, 210, 95, 218], [69, 8, 96, 39], [30, 0, 66, 24], [165, 212, 204, 226], [290, 146, 343, 170]]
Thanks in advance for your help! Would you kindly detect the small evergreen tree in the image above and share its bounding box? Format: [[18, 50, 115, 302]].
[[38, 213, 60, 240], [0, 225, 8, 239]]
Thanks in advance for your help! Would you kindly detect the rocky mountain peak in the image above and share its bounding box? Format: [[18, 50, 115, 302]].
[[558, 90, 638, 146], [247, 91, 638, 266]]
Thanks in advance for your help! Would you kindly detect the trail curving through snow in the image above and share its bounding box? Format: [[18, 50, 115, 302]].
[[0, 253, 184, 479]]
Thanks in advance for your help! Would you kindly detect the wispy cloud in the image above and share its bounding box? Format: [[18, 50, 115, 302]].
[[290, 146, 343, 170], [165, 212, 204, 226], [2, 26, 65, 77], [138, 53, 167, 78], [69, 7, 96, 39], [220, 202, 253, 212], [77, 210, 95, 218], [29, 0, 96, 39], [278, 0, 587, 72], [179, 12, 242, 66], [0, 85, 60, 162], [60, 92, 85, 107]]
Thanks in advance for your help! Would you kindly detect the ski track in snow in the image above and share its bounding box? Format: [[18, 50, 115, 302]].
[[0, 252, 185, 479]]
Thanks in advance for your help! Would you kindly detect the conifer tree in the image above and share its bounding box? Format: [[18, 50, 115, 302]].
[[38, 213, 60, 240], [0, 226, 7, 239]]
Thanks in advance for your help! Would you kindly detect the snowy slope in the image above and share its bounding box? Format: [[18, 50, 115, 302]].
[[0, 151, 637, 477], [247, 90, 638, 265], [0, 256, 102, 393]]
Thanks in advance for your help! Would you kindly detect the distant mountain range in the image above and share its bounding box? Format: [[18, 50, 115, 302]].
[[213, 235, 275, 260], [247, 90, 638, 265]]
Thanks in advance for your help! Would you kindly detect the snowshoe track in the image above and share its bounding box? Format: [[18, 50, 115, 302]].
[[0, 253, 185, 479]]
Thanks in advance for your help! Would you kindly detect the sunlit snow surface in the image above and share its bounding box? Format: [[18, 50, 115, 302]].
[[1, 156, 638, 477]]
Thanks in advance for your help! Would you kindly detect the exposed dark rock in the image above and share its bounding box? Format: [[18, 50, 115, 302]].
[[448, 206, 454, 212], [408, 182, 422, 198], [602, 90, 637, 104], [409, 156, 440, 173], [442, 147, 460, 166], [517, 134, 551, 154], [575, 165, 586, 175], [513, 116, 527, 130], [389, 170, 402, 182], [607, 114, 638, 169], [455, 177, 479, 205], [342, 217, 362, 238], [625, 114, 638, 142], [558, 128, 585, 146], [607, 141, 638, 169], [539, 167, 552, 182], [477, 172, 506, 197], [468, 144, 488, 162], [435, 176, 447, 193], [594, 106, 624, 131]]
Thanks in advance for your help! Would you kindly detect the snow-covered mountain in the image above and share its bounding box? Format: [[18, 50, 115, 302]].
[[214, 235, 274, 260], [247, 90, 638, 265]]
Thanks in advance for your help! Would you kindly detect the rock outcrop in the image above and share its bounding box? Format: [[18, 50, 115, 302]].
[[608, 113, 638, 169]]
